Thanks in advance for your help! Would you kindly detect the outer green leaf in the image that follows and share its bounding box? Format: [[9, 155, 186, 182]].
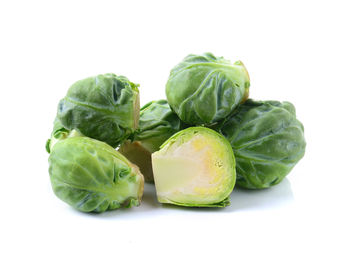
[[57, 73, 140, 148], [163, 197, 231, 208], [166, 52, 250, 125], [220, 99, 306, 189], [49, 137, 144, 213]]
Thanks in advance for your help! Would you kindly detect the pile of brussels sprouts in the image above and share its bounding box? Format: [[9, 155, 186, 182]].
[[46, 53, 306, 212]]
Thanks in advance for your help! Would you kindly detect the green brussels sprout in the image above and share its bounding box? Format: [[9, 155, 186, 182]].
[[166, 52, 250, 125], [119, 100, 186, 183], [220, 99, 306, 189], [57, 73, 140, 148], [45, 117, 82, 153], [49, 136, 144, 213], [152, 127, 236, 207], [135, 100, 187, 152]]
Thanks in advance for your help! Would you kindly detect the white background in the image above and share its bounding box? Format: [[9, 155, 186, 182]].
[[1, 0, 349, 266]]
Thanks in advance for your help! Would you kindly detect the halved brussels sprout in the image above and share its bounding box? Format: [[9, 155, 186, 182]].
[[49, 137, 144, 213], [166, 52, 250, 125], [45, 117, 82, 153], [118, 141, 154, 183], [220, 99, 306, 189], [152, 127, 235, 207], [57, 73, 140, 148], [119, 100, 186, 183]]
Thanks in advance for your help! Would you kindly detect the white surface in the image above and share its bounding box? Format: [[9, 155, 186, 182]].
[[1, 1, 349, 266]]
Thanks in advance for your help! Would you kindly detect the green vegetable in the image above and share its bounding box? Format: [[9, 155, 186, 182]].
[[48, 136, 144, 213], [166, 52, 250, 125], [135, 100, 186, 152], [45, 117, 82, 153], [119, 100, 186, 182], [57, 73, 140, 148], [220, 99, 306, 189], [152, 127, 235, 207]]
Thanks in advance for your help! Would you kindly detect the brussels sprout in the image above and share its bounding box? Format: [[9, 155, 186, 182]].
[[57, 73, 140, 148], [135, 100, 186, 152], [45, 117, 82, 153], [119, 100, 186, 183], [166, 52, 250, 125], [220, 99, 306, 189], [49, 137, 144, 212], [152, 127, 235, 207]]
